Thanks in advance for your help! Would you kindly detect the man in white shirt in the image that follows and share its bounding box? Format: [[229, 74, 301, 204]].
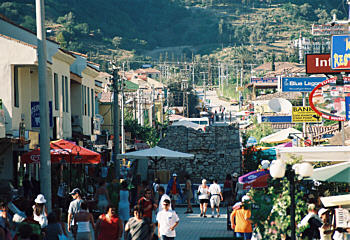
[[158, 186, 171, 213], [157, 199, 179, 240], [209, 179, 223, 218]]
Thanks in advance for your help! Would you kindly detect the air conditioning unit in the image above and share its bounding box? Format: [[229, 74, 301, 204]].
[[71, 115, 81, 126]]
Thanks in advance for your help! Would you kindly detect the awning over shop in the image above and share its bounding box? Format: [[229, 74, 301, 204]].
[[278, 146, 350, 163], [260, 128, 301, 144], [21, 139, 101, 164], [312, 162, 350, 183], [320, 194, 350, 207]]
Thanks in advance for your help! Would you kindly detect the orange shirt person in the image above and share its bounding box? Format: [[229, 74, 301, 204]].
[[230, 195, 253, 240]]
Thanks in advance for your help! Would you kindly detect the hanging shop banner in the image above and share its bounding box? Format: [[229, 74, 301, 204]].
[[31, 101, 53, 127], [282, 77, 326, 92], [331, 35, 350, 70], [306, 54, 350, 74], [309, 77, 350, 121], [292, 106, 322, 123]]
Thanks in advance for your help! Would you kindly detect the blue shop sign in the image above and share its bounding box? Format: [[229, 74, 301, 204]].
[[282, 77, 326, 92], [31, 101, 53, 128]]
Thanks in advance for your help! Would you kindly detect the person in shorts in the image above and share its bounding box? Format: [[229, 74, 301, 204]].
[[209, 179, 223, 218], [197, 179, 210, 218], [166, 173, 182, 210]]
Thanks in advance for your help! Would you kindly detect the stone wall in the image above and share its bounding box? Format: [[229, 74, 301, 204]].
[[156, 124, 241, 183]]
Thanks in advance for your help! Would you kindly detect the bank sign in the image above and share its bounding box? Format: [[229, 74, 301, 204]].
[[331, 35, 350, 70], [282, 77, 326, 92]]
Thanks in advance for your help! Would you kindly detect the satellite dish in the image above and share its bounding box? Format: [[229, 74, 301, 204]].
[[268, 98, 292, 114]]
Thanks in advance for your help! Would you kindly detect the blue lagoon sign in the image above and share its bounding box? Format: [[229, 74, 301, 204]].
[[282, 77, 326, 92]]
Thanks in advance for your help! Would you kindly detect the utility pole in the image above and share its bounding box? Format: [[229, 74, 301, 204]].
[[218, 62, 221, 95], [36, 0, 52, 211], [201, 72, 207, 109], [121, 63, 125, 154], [112, 69, 120, 180]]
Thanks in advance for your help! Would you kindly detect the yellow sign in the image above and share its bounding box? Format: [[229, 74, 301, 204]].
[[236, 87, 244, 91], [292, 106, 322, 123]]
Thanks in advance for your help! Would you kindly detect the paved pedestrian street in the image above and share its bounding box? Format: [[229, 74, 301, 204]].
[[174, 207, 234, 240]]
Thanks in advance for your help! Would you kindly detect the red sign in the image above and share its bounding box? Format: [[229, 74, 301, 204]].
[[309, 77, 350, 121], [306, 54, 350, 74]]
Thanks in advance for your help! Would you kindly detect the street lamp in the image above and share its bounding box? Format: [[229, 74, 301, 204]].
[[270, 159, 314, 240]]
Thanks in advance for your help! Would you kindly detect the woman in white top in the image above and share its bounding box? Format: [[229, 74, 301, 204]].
[[74, 201, 95, 240], [33, 194, 48, 228], [197, 179, 210, 218]]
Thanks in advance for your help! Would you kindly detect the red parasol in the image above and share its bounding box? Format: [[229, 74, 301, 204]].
[[238, 169, 270, 190], [21, 139, 101, 164]]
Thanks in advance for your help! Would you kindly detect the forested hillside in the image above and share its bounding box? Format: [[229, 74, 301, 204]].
[[0, 0, 347, 67]]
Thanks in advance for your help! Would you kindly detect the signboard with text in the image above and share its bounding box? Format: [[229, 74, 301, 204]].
[[312, 24, 348, 36], [292, 106, 322, 123], [282, 77, 326, 92], [306, 54, 350, 74], [261, 115, 292, 123], [31, 101, 53, 128], [250, 77, 278, 84], [331, 35, 350, 70]]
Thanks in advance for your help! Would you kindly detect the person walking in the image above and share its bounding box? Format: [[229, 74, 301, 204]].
[[119, 181, 130, 226], [95, 205, 123, 240], [44, 212, 63, 240], [158, 186, 171, 213], [125, 205, 153, 240], [318, 208, 333, 240], [230, 195, 253, 240], [152, 178, 160, 203], [197, 179, 210, 218], [74, 201, 95, 240], [67, 188, 83, 237], [33, 194, 48, 229], [184, 175, 193, 214], [157, 199, 179, 240], [298, 203, 322, 240], [209, 179, 223, 218], [166, 173, 182, 210], [95, 180, 110, 214], [223, 174, 234, 206], [138, 188, 157, 223]]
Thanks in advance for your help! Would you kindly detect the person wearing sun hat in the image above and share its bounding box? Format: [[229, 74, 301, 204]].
[[166, 173, 183, 210], [230, 195, 253, 240], [33, 194, 48, 228], [318, 208, 333, 240], [67, 188, 83, 237]]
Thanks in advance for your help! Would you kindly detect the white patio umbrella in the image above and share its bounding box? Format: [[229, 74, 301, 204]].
[[117, 146, 194, 173], [260, 128, 302, 144]]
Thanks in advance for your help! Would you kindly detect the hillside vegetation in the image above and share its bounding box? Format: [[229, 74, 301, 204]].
[[0, 0, 347, 67]]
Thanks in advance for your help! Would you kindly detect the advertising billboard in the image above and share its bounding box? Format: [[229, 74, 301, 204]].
[[309, 77, 350, 121], [331, 35, 350, 70], [306, 54, 350, 74], [282, 77, 326, 92]]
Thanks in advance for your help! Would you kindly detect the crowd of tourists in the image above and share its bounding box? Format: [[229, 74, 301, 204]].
[[0, 171, 249, 240]]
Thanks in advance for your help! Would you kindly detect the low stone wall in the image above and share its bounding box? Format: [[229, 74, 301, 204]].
[[156, 124, 241, 183]]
